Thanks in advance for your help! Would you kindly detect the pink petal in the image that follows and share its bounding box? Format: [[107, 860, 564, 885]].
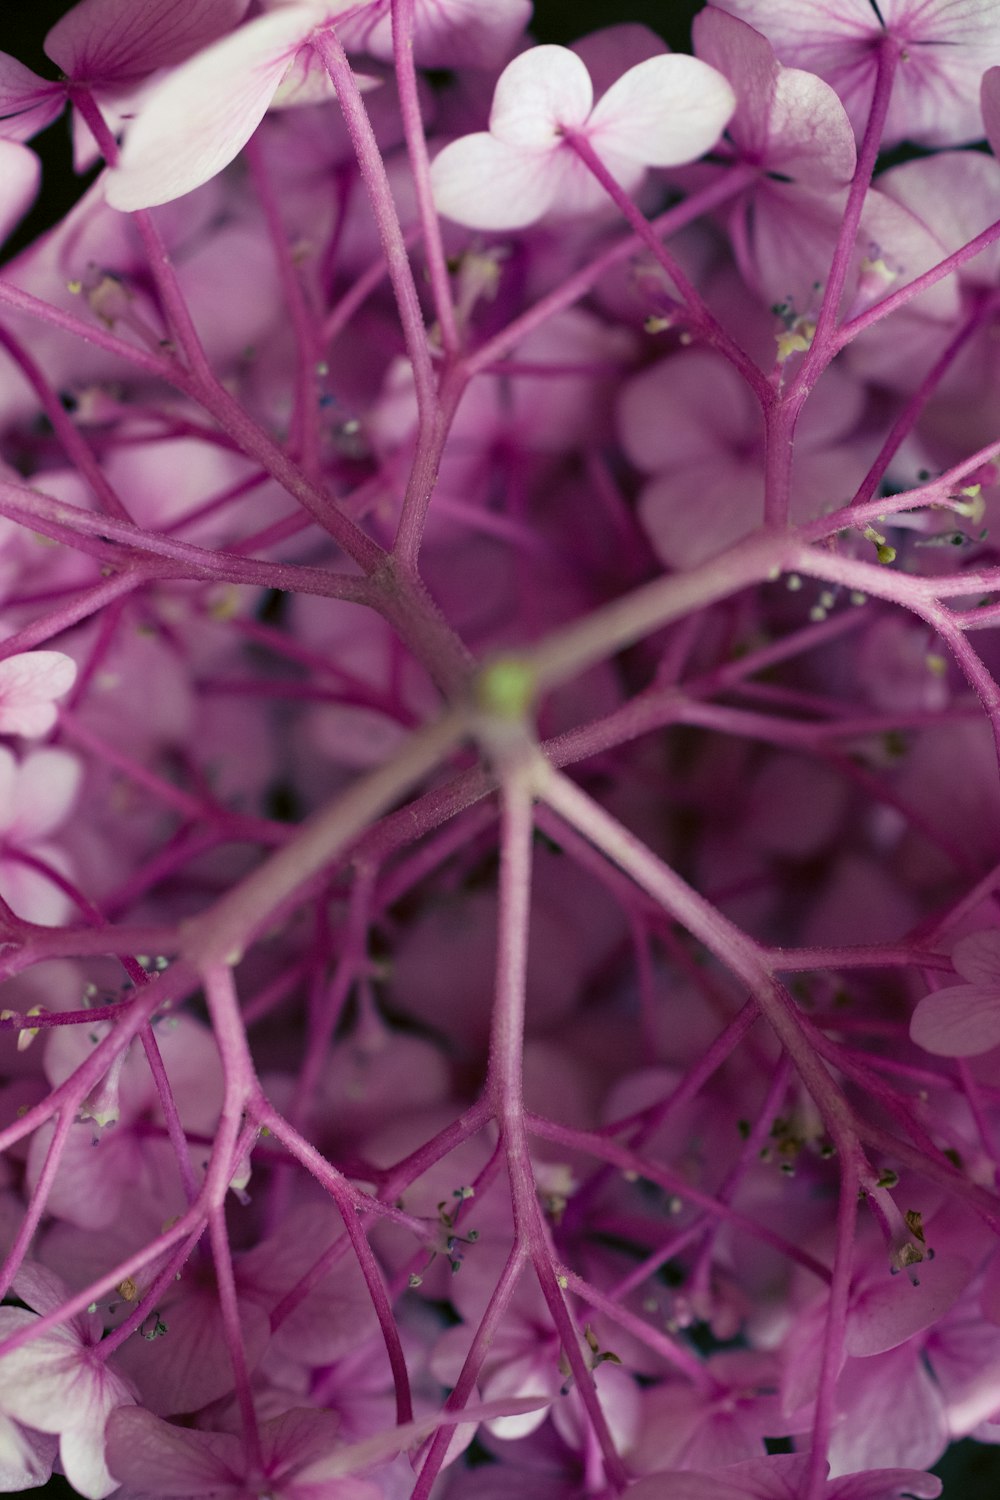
[[950, 928, 1000, 987], [0, 651, 76, 737], [60, 1420, 131, 1500], [712, 0, 1000, 147], [828, 1472, 941, 1500], [105, 5, 318, 210], [0, 747, 19, 832], [765, 65, 855, 185], [430, 133, 560, 229], [114, 1288, 270, 1414], [829, 1344, 947, 1476], [0, 54, 64, 143], [106, 1407, 241, 1492], [11, 1262, 79, 1321], [618, 349, 755, 473], [0, 1417, 56, 1492], [588, 54, 735, 167], [638, 459, 763, 569], [910, 982, 1000, 1056], [9, 749, 82, 843], [0, 140, 39, 248], [338, 0, 531, 69], [0, 1326, 134, 1440], [488, 45, 593, 149], [44, 0, 251, 82], [625, 1455, 812, 1499], [296, 1396, 551, 1481], [845, 1252, 974, 1358], [877, 153, 1000, 290], [984, 66, 1000, 157], [693, 6, 781, 162]]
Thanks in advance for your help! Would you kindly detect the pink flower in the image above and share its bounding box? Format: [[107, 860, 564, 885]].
[[0, 1263, 136, 1499], [710, 0, 1000, 147], [430, 44, 735, 230], [691, 8, 857, 308]]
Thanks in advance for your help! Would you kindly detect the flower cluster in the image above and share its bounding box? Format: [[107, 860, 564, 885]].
[[0, 0, 999, 1496]]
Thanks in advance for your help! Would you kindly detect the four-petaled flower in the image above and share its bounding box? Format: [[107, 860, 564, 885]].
[[430, 43, 735, 230]]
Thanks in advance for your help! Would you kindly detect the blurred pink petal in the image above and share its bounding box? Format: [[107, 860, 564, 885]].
[[44, 0, 251, 82], [0, 650, 76, 737]]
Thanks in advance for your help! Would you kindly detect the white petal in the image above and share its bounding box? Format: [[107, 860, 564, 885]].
[[0, 651, 76, 737], [588, 54, 734, 167], [105, 5, 319, 209], [489, 44, 593, 149], [431, 132, 559, 229]]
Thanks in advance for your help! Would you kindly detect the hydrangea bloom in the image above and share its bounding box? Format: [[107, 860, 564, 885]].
[[0, 0, 999, 1497]]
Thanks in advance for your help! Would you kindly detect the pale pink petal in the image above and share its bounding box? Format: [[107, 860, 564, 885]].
[[618, 349, 755, 473], [910, 983, 1000, 1056], [105, 1407, 241, 1492], [0, 140, 39, 248], [638, 460, 762, 569], [0, 1325, 135, 1442], [296, 1396, 550, 1480], [984, 67, 1000, 157], [60, 1421, 129, 1500], [488, 45, 593, 149], [624, 1456, 812, 1499], [0, 651, 76, 737], [44, 0, 251, 82], [8, 748, 82, 843], [711, 0, 1000, 147], [729, 178, 846, 308], [765, 65, 855, 185], [588, 54, 735, 167], [0, 1416, 55, 1492], [952, 929, 1000, 987], [105, 5, 319, 210], [12, 1262, 86, 1322], [0, 54, 63, 142], [854, 186, 962, 323], [845, 1252, 974, 1358], [693, 6, 781, 162], [0, 747, 19, 832], [877, 153, 1000, 289], [114, 1288, 271, 1414], [829, 1343, 947, 1476], [927, 1303, 1000, 1434], [430, 133, 560, 229]]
